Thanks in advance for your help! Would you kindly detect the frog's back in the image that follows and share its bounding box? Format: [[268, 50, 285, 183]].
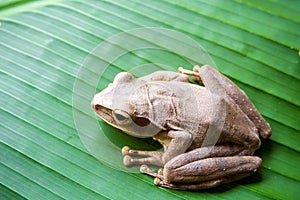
[[157, 81, 259, 151], [150, 81, 224, 139]]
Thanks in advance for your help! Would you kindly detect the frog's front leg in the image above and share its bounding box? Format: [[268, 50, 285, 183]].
[[122, 130, 193, 168]]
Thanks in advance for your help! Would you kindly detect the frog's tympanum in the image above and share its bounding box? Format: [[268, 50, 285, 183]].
[[91, 65, 271, 190]]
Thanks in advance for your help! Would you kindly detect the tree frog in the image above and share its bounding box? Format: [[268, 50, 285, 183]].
[[91, 65, 271, 190]]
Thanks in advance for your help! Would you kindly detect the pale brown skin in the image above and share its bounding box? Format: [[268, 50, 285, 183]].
[[91, 65, 271, 190]]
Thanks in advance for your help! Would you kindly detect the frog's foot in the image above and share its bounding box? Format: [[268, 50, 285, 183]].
[[140, 165, 227, 190], [140, 165, 164, 179], [122, 146, 163, 157], [154, 177, 231, 190], [122, 146, 163, 167], [178, 67, 201, 82]]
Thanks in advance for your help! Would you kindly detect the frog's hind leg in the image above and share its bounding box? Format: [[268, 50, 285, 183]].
[[157, 155, 262, 190], [140, 145, 261, 190], [179, 65, 271, 139]]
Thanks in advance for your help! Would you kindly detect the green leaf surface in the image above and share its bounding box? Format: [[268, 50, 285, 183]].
[[1, 0, 299, 199]]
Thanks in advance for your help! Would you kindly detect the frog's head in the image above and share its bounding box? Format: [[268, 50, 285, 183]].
[[91, 72, 162, 138]]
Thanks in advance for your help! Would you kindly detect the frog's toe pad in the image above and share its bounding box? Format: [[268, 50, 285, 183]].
[[157, 168, 163, 175], [154, 177, 163, 186], [123, 155, 132, 167], [154, 178, 178, 189], [122, 146, 130, 155], [140, 164, 149, 173]]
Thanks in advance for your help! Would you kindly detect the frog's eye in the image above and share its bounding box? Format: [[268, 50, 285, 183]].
[[113, 109, 132, 125], [113, 72, 134, 83]]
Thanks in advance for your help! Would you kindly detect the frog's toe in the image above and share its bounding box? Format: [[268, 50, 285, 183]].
[[157, 168, 163, 176], [154, 177, 162, 185], [154, 178, 183, 190], [192, 65, 201, 72], [123, 155, 133, 167], [122, 146, 130, 155], [140, 164, 150, 173], [140, 165, 164, 179]]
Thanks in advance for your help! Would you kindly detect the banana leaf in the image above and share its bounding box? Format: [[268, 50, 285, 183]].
[[1, 0, 299, 199]]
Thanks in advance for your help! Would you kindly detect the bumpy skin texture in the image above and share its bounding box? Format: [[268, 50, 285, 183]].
[[92, 65, 271, 190]]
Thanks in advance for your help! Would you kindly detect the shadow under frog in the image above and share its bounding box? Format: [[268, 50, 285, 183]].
[[91, 65, 271, 190]]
